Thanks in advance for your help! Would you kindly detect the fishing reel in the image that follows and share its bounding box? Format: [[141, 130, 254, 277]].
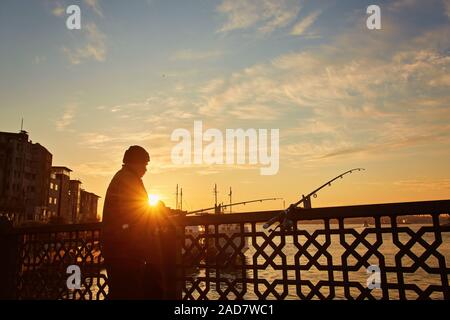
[[263, 204, 296, 234]]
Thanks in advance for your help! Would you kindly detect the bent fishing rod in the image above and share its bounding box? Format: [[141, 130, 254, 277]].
[[186, 198, 283, 215], [263, 168, 365, 232]]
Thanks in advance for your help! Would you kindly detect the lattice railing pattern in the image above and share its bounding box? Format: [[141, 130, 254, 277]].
[[15, 227, 107, 300], [4, 200, 450, 300], [180, 202, 450, 300]]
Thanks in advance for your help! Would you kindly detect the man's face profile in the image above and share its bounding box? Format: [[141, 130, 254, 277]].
[[128, 162, 148, 178]]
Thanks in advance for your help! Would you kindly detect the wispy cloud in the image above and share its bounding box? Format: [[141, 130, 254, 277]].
[[79, 131, 165, 150], [196, 20, 450, 165], [217, 0, 302, 34], [318, 134, 446, 160], [33, 56, 46, 65], [52, 3, 65, 17], [72, 161, 118, 177], [388, 0, 450, 22], [74, 2, 450, 177], [84, 0, 104, 17], [444, 0, 450, 18], [394, 179, 450, 190], [56, 104, 76, 131], [51, 0, 103, 17], [388, 0, 421, 11], [170, 49, 224, 61], [63, 23, 107, 64], [228, 104, 281, 120], [290, 10, 322, 36]]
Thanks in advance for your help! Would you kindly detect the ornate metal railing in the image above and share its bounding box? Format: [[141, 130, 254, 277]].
[[0, 222, 107, 300], [179, 200, 450, 300], [1, 200, 449, 300]]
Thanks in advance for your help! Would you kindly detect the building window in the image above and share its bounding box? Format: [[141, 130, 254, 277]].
[[54, 198, 57, 204], [55, 184, 58, 191], [50, 183, 54, 190], [49, 197, 52, 204]]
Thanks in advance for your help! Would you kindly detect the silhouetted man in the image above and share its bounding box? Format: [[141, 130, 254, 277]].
[[102, 145, 161, 299]]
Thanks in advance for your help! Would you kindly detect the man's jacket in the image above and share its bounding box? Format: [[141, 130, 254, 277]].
[[102, 166, 151, 261]]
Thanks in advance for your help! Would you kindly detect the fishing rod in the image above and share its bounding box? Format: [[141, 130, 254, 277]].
[[186, 197, 283, 215], [294, 168, 365, 209], [263, 168, 365, 232]]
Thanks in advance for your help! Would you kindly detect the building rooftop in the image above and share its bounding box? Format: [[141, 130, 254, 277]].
[[0, 131, 52, 155], [81, 189, 101, 198], [0, 130, 29, 142], [51, 166, 73, 172], [51, 166, 72, 177]]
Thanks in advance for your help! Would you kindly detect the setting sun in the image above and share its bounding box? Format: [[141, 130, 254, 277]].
[[148, 194, 160, 206]]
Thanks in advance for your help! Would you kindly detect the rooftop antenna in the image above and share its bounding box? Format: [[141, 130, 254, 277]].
[[20, 118, 28, 136]]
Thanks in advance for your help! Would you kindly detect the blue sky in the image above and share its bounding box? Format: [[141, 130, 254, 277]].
[[1, 0, 450, 212]]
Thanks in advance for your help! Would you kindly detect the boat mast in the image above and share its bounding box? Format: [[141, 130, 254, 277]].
[[229, 187, 232, 214], [175, 184, 179, 210], [180, 187, 183, 211], [213, 184, 221, 214]]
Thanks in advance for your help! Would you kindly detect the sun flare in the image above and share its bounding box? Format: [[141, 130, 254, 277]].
[[148, 194, 160, 206]]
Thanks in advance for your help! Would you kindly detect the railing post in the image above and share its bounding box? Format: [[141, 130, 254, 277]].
[[0, 216, 19, 300], [142, 213, 183, 300], [159, 221, 183, 300]]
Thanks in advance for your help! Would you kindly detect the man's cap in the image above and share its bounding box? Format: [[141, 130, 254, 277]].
[[123, 146, 150, 164]]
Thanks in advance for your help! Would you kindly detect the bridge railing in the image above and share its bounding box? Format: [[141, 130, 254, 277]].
[[1, 199, 449, 300], [178, 200, 450, 300], [0, 222, 106, 300]]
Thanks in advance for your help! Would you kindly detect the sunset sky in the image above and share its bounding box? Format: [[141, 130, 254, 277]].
[[1, 0, 449, 216]]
